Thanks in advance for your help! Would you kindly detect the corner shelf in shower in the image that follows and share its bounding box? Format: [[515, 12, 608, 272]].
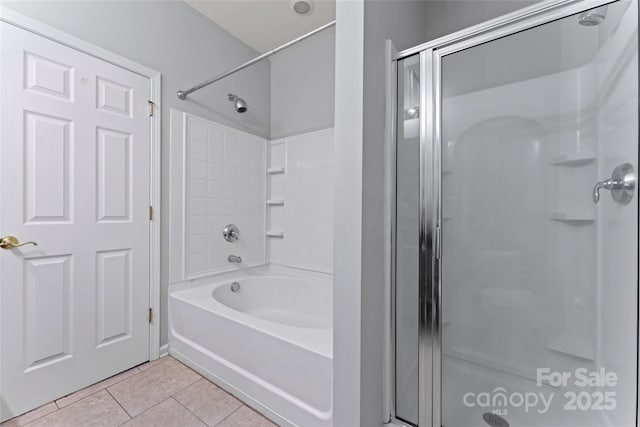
[[267, 167, 285, 174], [549, 211, 595, 222], [266, 199, 285, 206], [549, 152, 595, 166], [266, 230, 284, 237]]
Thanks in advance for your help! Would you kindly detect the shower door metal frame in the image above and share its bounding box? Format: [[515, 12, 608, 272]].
[[390, 0, 634, 426]]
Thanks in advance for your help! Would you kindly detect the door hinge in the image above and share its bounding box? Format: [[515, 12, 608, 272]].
[[148, 206, 153, 221], [148, 100, 154, 117], [148, 308, 153, 323]]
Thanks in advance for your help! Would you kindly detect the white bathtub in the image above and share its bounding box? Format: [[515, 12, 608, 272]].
[[169, 267, 333, 427]]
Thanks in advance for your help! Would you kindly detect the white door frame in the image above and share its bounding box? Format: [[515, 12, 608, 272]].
[[0, 7, 162, 361]]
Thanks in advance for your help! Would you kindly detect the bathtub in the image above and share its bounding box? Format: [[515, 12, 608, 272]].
[[169, 267, 333, 427]]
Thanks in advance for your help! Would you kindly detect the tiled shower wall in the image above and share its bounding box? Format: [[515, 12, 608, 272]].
[[171, 112, 333, 281], [185, 114, 266, 278], [268, 128, 334, 273]]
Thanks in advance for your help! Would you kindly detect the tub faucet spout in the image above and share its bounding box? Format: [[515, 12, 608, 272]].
[[228, 255, 242, 263]]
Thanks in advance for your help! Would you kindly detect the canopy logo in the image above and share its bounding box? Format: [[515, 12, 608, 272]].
[[462, 387, 554, 415], [462, 368, 618, 415]]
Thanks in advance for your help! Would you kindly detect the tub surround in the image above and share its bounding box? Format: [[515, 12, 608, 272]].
[[169, 112, 335, 426], [169, 110, 267, 283], [268, 128, 335, 273]]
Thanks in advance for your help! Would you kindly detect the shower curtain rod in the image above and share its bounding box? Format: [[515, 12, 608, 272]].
[[177, 20, 336, 100]]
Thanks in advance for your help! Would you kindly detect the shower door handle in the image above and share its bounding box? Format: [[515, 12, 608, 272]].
[[593, 163, 636, 205]]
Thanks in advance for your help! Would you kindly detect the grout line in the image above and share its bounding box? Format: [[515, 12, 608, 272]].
[[171, 375, 203, 397], [117, 397, 175, 426], [55, 368, 142, 409], [106, 388, 133, 421], [214, 405, 243, 426], [172, 396, 210, 426]]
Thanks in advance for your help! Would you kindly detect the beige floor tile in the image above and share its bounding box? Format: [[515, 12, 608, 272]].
[[216, 406, 277, 427], [121, 398, 205, 427], [108, 357, 201, 417], [0, 402, 58, 427], [136, 355, 170, 372], [55, 367, 141, 408], [24, 390, 129, 427], [174, 379, 242, 426]]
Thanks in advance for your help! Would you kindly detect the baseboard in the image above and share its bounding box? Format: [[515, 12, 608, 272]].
[[159, 344, 169, 358]]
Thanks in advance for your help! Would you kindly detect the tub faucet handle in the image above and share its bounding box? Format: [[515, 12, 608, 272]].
[[223, 224, 240, 242]]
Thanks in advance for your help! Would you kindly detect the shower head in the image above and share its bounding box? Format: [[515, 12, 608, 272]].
[[578, 5, 608, 26], [228, 93, 247, 113]]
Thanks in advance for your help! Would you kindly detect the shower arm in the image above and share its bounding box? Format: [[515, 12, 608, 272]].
[[177, 20, 336, 100]]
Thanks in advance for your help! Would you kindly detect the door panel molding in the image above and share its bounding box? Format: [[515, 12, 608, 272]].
[[0, 6, 162, 363]]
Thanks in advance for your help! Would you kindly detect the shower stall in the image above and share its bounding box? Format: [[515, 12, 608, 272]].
[[391, 1, 638, 426]]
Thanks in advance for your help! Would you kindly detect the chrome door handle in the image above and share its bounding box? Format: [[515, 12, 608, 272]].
[[0, 236, 38, 249], [593, 163, 636, 205]]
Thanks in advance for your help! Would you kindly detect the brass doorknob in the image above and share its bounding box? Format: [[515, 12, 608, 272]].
[[0, 236, 38, 249]]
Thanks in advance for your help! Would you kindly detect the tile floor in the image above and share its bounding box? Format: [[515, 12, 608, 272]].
[[1, 356, 277, 427]]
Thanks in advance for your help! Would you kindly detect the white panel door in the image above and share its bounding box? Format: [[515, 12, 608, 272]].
[[0, 23, 151, 421]]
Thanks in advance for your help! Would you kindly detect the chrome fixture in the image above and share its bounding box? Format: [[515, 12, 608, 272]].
[[578, 5, 608, 26], [405, 106, 420, 119], [228, 94, 247, 113], [228, 255, 242, 263], [230, 282, 240, 292], [593, 163, 636, 205], [223, 224, 240, 242], [177, 20, 335, 100], [0, 236, 37, 250]]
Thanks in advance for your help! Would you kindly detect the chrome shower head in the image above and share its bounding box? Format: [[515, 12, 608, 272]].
[[578, 5, 608, 26], [227, 93, 247, 113]]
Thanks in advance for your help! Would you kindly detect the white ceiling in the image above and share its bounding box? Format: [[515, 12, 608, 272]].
[[184, 0, 336, 54]]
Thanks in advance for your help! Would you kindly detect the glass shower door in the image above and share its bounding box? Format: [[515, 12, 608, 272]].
[[438, 2, 638, 426], [395, 53, 421, 426]]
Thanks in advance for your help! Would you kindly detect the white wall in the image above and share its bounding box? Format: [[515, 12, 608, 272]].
[[270, 27, 335, 139], [333, 1, 430, 424], [333, 1, 364, 425], [424, 0, 539, 41], [1, 0, 271, 348]]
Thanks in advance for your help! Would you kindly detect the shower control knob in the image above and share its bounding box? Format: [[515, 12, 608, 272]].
[[223, 224, 240, 242], [593, 163, 635, 205]]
